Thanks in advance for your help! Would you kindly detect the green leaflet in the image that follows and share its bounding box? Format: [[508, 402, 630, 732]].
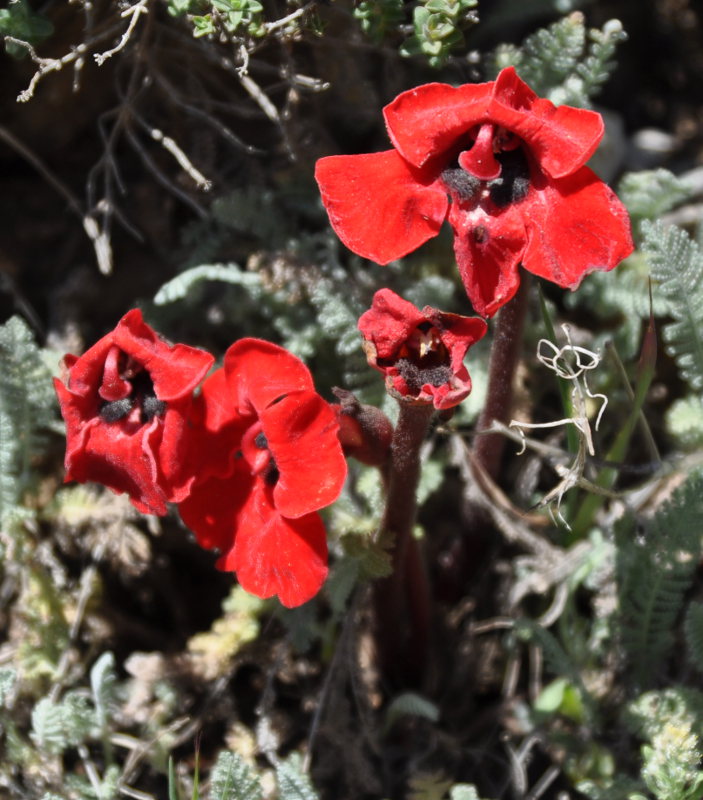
[[209, 751, 263, 800], [642, 221, 703, 390], [618, 169, 693, 224], [0, 316, 56, 531], [616, 471, 703, 689], [275, 753, 319, 800]]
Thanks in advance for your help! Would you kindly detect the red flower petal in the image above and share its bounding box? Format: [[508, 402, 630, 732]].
[[457, 124, 501, 181], [230, 482, 328, 608], [223, 338, 315, 416], [188, 367, 251, 479], [383, 68, 603, 180], [63, 336, 114, 400], [358, 289, 425, 361], [448, 201, 528, 317], [383, 81, 495, 168], [424, 309, 488, 375], [98, 346, 132, 402], [178, 460, 254, 554], [182, 468, 329, 607], [55, 310, 214, 514], [314, 150, 448, 264], [520, 166, 634, 288], [507, 99, 604, 180], [261, 390, 347, 518], [56, 375, 171, 514], [114, 309, 213, 401], [358, 289, 487, 409]]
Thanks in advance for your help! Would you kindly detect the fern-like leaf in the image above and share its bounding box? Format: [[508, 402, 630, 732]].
[[642, 221, 703, 390], [90, 652, 117, 730], [618, 169, 693, 223], [384, 692, 439, 733], [275, 753, 319, 800], [0, 316, 55, 527], [153, 263, 259, 305], [666, 395, 703, 450], [616, 471, 703, 688], [209, 751, 263, 800], [31, 697, 69, 755], [0, 667, 16, 707], [685, 602, 703, 674]]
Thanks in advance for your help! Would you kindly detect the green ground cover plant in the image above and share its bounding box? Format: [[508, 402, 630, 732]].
[[1, 1, 703, 798]]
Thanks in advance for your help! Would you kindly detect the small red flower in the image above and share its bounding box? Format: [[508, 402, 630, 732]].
[[315, 67, 634, 317], [358, 289, 487, 409], [54, 309, 214, 515], [179, 339, 347, 607]]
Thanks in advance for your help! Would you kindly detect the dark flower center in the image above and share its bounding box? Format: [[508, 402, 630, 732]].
[[487, 149, 531, 208], [264, 463, 280, 486], [440, 168, 480, 201], [242, 422, 280, 486], [380, 321, 454, 395], [441, 128, 532, 208], [395, 359, 453, 393], [99, 368, 166, 424]]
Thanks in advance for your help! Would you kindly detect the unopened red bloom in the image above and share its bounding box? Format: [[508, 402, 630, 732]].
[[358, 288, 487, 409], [315, 67, 634, 317], [179, 339, 347, 607], [54, 309, 214, 515]]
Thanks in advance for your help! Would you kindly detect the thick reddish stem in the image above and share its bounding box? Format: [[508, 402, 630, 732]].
[[437, 277, 531, 602], [372, 402, 433, 687], [473, 274, 531, 480]]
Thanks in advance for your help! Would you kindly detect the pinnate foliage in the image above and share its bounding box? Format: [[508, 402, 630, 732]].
[[642, 221, 703, 390], [0, 316, 56, 530], [615, 471, 703, 688], [618, 169, 693, 225], [275, 753, 320, 800], [684, 602, 703, 675], [209, 751, 263, 800], [666, 395, 703, 450]]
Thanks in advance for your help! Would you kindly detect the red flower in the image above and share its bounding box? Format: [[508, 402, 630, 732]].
[[179, 339, 347, 607], [358, 288, 487, 409], [315, 67, 634, 317], [54, 309, 214, 515]]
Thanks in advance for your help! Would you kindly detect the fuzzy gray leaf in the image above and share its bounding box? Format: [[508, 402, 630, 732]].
[[275, 753, 319, 800], [642, 221, 703, 390], [209, 751, 263, 800]]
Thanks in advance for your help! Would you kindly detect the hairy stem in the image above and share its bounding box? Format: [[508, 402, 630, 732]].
[[373, 402, 434, 687], [474, 275, 531, 479], [440, 278, 532, 604]]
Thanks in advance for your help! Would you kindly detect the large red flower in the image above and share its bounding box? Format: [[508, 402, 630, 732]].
[[315, 67, 634, 317], [358, 288, 487, 409], [179, 339, 347, 607], [54, 309, 214, 515]]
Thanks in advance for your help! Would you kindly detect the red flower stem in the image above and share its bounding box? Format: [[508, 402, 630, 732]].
[[373, 402, 434, 687], [473, 274, 531, 479]]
